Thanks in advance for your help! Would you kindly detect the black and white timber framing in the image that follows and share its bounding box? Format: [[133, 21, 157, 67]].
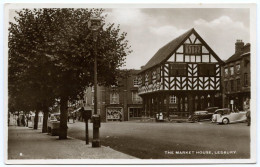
[[138, 28, 224, 118]]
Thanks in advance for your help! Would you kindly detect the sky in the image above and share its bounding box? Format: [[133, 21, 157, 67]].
[[103, 8, 250, 69], [9, 8, 250, 70]]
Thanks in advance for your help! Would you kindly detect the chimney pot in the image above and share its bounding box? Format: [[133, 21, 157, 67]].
[[235, 39, 244, 53]]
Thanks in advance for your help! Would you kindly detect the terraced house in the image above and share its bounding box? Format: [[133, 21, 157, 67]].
[[138, 28, 224, 118], [222, 40, 250, 111]]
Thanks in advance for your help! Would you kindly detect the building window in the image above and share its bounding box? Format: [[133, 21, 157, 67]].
[[230, 80, 234, 92], [230, 66, 234, 75], [110, 92, 119, 104], [156, 67, 160, 81], [198, 64, 215, 76], [133, 77, 139, 87], [244, 73, 248, 86], [132, 91, 142, 104], [224, 68, 228, 77], [224, 81, 229, 92], [237, 79, 240, 91], [169, 95, 177, 104], [169, 63, 187, 76], [236, 64, 240, 73]]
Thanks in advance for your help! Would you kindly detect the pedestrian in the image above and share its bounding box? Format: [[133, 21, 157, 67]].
[[17, 117, 20, 126], [67, 114, 70, 123], [119, 113, 122, 122], [73, 112, 76, 123]]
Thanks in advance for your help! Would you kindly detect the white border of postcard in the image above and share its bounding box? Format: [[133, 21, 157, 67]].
[[3, 2, 257, 165]]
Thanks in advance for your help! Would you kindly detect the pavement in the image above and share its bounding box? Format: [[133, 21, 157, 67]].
[[7, 126, 136, 160]]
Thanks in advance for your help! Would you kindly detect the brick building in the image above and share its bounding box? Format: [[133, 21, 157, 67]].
[[222, 40, 250, 111], [83, 69, 143, 122]]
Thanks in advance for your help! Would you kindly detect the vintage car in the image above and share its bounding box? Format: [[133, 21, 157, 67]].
[[211, 108, 247, 124], [188, 111, 213, 122], [205, 107, 219, 113]]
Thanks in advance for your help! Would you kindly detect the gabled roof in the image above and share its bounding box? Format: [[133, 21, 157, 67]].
[[225, 43, 250, 64], [139, 28, 223, 73]]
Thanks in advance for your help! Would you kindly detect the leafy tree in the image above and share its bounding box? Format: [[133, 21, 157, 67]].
[[8, 8, 131, 139]]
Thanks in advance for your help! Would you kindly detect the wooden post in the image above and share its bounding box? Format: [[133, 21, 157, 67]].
[[177, 95, 180, 114], [188, 94, 194, 115], [166, 93, 169, 118], [211, 93, 215, 107]]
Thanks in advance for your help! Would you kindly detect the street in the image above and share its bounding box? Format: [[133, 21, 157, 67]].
[[67, 120, 250, 159]]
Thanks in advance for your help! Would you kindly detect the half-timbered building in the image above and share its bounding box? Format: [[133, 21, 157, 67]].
[[138, 28, 224, 118]]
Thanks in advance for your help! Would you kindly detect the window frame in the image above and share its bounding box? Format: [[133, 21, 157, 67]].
[[133, 77, 139, 87], [169, 63, 187, 77], [110, 92, 119, 104], [236, 64, 240, 74], [230, 66, 234, 76], [224, 67, 229, 77], [198, 64, 216, 77]]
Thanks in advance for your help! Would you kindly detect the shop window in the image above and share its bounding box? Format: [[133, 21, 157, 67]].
[[198, 64, 215, 76], [110, 92, 119, 104], [169, 63, 187, 76], [244, 73, 248, 86], [230, 66, 234, 75], [133, 77, 139, 87]]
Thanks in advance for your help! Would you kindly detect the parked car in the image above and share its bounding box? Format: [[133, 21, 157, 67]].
[[211, 108, 247, 124], [246, 110, 251, 126], [188, 111, 213, 122], [205, 107, 219, 113]]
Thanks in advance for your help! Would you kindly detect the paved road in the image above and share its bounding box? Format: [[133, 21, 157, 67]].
[[67, 120, 250, 159]]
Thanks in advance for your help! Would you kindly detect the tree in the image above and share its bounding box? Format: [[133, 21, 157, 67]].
[[9, 8, 131, 139], [9, 8, 58, 131]]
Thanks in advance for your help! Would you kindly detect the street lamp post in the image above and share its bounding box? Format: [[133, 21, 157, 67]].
[[88, 16, 102, 148]]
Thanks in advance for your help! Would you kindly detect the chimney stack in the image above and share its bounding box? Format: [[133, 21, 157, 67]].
[[235, 39, 244, 53]]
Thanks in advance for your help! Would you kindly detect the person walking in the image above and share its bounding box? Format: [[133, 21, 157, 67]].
[[67, 114, 70, 123]]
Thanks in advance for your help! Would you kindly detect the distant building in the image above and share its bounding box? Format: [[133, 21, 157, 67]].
[[137, 28, 223, 118], [83, 69, 143, 122], [222, 40, 250, 111]]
